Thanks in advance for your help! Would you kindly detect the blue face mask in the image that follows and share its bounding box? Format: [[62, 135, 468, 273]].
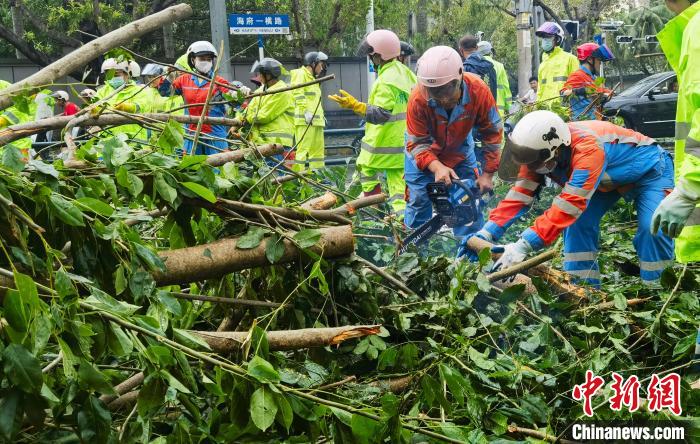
[[108, 77, 126, 89], [540, 38, 555, 52]]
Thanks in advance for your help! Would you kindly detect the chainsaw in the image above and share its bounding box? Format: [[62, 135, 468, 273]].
[[399, 179, 485, 255]]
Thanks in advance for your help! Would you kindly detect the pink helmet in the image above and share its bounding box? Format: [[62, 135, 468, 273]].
[[357, 30, 401, 60], [416, 46, 463, 87]]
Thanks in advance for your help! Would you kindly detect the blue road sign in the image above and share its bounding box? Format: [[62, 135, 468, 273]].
[[229, 13, 290, 35]]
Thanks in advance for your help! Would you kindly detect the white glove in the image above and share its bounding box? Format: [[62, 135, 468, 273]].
[[304, 111, 314, 125], [238, 85, 251, 96], [490, 238, 533, 281], [651, 183, 700, 238]]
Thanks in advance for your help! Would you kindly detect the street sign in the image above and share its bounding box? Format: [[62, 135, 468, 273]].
[[616, 35, 634, 44], [562, 20, 579, 41], [599, 20, 624, 31], [229, 13, 290, 35]]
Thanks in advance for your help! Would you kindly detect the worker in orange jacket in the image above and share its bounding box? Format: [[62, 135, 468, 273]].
[[561, 43, 615, 120]]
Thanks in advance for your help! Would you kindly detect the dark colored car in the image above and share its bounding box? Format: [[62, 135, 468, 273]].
[[603, 71, 677, 138]]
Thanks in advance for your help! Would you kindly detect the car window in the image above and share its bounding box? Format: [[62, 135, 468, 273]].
[[650, 76, 678, 94], [618, 73, 669, 97]]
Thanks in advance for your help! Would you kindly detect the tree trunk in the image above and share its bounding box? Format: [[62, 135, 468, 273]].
[[163, 23, 175, 59], [332, 194, 387, 215], [194, 325, 381, 352], [153, 225, 354, 285], [301, 192, 338, 211], [205, 144, 283, 167], [0, 3, 193, 111], [10, 0, 24, 59], [99, 371, 145, 404]]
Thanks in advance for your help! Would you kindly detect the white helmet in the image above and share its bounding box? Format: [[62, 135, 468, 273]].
[[101, 58, 129, 74], [186, 41, 218, 69], [141, 63, 165, 77], [79, 88, 97, 99], [507, 110, 571, 165], [477, 41, 493, 56], [51, 90, 69, 101], [129, 61, 141, 77]]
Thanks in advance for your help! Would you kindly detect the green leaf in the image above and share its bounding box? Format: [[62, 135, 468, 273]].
[[78, 360, 116, 395], [478, 247, 492, 267], [237, 226, 266, 249], [2, 145, 25, 173], [155, 173, 177, 204], [132, 242, 166, 272], [49, 194, 85, 226], [107, 322, 133, 356], [351, 414, 383, 443], [181, 181, 216, 203], [28, 159, 59, 178], [576, 325, 607, 335], [0, 389, 20, 440], [293, 229, 321, 248], [116, 167, 143, 197], [499, 284, 525, 303], [250, 386, 278, 432], [247, 356, 281, 383], [162, 370, 191, 394], [468, 346, 495, 371], [2, 344, 43, 393], [672, 332, 696, 357], [613, 292, 627, 310], [265, 233, 285, 264], [76, 396, 112, 443], [158, 119, 185, 152], [178, 155, 207, 170], [3, 290, 29, 333], [101, 136, 132, 168], [275, 393, 293, 432], [75, 197, 114, 217], [138, 375, 166, 416], [476, 273, 491, 292], [114, 265, 127, 295], [173, 328, 212, 351]]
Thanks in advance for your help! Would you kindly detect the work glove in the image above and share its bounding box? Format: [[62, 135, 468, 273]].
[[231, 81, 251, 97], [304, 111, 314, 125], [651, 186, 700, 238], [0, 115, 10, 129], [115, 102, 137, 113], [457, 229, 494, 262], [489, 238, 533, 281], [328, 89, 367, 115]]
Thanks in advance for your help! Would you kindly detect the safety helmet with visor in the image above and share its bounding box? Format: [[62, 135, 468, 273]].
[[357, 30, 401, 61]]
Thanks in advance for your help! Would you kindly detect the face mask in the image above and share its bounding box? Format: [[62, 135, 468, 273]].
[[108, 77, 126, 89], [535, 161, 557, 175], [195, 60, 212, 74], [540, 38, 555, 52]]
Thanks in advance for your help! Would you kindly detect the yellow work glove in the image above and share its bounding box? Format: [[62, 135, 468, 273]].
[[0, 115, 10, 129], [328, 89, 366, 116], [115, 102, 137, 113]]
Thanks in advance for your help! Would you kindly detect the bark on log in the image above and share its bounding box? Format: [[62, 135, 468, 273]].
[[0, 113, 241, 146], [371, 375, 415, 394], [194, 325, 381, 352], [154, 225, 355, 285], [206, 144, 283, 167], [332, 194, 387, 215], [0, 4, 193, 111], [99, 371, 145, 405], [212, 198, 352, 225], [301, 192, 338, 211], [107, 390, 139, 411]]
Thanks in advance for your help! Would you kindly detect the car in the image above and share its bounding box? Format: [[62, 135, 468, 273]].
[[603, 71, 677, 138]]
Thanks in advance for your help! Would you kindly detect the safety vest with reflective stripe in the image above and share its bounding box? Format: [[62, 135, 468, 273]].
[[95, 81, 154, 141], [289, 67, 325, 127], [536, 46, 579, 105], [484, 55, 512, 117], [245, 80, 295, 147], [658, 1, 700, 263], [358, 60, 416, 169]]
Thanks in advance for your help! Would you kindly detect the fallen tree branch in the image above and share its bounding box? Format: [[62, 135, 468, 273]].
[[576, 297, 649, 313], [153, 225, 355, 285], [0, 113, 242, 146], [205, 144, 283, 167], [487, 249, 557, 283], [194, 325, 381, 352], [0, 4, 193, 111], [100, 371, 145, 405], [166, 291, 282, 308], [107, 390, 139, 411], [507, 424, 578, 444], [309, 375, 357, 393], [332, 194, 387, 215], [301, 192, 338, 211], [214, 198, 352, 225], [370, 375, 415, 394], [352, 254, 416, 297]]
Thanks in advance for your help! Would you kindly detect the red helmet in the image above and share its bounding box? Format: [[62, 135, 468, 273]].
[[577, 43, 615, 62]]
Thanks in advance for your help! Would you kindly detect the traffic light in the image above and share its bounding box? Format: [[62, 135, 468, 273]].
[[645, 35, 658, 44], [616, 35, 634, 44]]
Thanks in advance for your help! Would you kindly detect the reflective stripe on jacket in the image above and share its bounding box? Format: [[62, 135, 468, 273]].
[[95, 82, 153, 140], [244, 80, 295, 147], [289, 67, 325, 127]]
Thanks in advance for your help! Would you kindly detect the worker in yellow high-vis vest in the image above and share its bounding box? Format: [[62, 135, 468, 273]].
[[535, 22, 579, 105], [329, 30, 417, 216], [477, 41, 512, 118]]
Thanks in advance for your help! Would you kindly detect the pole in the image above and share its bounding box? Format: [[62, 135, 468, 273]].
[[366, 0, 375, 97], [258, 34, 265, 60], [10, 0, 24, 59], [516, 0, 533, 97], [209, 0, 233, 81]]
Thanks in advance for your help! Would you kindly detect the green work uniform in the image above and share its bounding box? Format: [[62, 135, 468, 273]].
[[290, 67, 325, 170]]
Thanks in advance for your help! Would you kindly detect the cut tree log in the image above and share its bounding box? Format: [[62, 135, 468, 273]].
[[206, 144, 283, 167], [332, 194, 387, 215], [153, 225, 355, 285], [99, 371, 145, 405], [0, 113, 241, 146], [301, 192, 338, 211], [194, 325, 381, 352], [0, 4, 193, 111]]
